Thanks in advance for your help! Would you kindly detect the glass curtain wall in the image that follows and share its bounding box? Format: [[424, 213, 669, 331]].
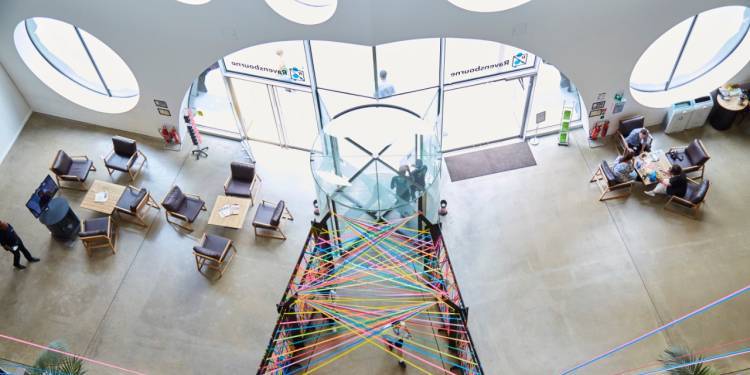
[[184, 38, 582, 218]]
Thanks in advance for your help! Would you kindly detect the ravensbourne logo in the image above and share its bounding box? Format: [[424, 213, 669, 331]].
[[512, 52, 528, 68]]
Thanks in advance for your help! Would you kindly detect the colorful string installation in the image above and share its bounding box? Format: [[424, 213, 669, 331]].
[[257, 213, 483, 374]]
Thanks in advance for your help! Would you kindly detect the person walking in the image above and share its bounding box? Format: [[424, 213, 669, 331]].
[[0, 220, 39, 270], [385, 320, 413, 367]]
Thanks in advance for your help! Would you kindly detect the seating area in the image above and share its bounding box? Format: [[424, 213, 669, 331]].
[[590, 115, 712, 217]]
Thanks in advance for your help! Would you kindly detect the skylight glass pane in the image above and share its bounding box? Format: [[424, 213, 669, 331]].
[[26, 17, 106, 94], [670, 6, 750, 89], [79, 29, 139, 97]]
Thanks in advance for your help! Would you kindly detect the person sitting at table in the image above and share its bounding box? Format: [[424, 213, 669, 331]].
[[645, 165, 687, 198], [625, 128, 652, 154], [612, 149, 637, 182]]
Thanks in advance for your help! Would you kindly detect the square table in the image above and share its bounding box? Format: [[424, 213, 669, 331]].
[[635, 150, 672, 185], [81, 180, 127, 214], [208, 195, 252, 229]]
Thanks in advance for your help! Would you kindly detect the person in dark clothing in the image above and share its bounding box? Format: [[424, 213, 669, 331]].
[[391, 166, 414, 217], [645, 165, 687, 197], [0, 220, 39, 270], [409, 160, 428, 197]]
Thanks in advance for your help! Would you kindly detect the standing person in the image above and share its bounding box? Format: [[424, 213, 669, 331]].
[[391, 166, 413, 217], [409, 159, 428, 197], [385, 320, 413, 367], [625, 128, 652, 155], [0, 220, 39, 270], [376, 70, 396, 98], [645, 165, 687, 198]]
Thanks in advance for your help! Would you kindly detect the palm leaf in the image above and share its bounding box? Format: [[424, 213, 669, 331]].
[[659, 346, 718, 375]]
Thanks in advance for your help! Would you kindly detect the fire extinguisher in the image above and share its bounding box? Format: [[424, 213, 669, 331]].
[[600, 120, 610, 138], [160, 126, 172, 143], [169, 127, 181, 144], [589, 123, 601, 140]]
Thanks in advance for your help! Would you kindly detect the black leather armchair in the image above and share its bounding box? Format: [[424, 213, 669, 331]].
[[161, 185, 206, 232], [79, 216, 117, 256], [252, 200, 293, 239], [224, 161, 261, 204], [104, 136, 147, 180], [50, 150, 96, 190], [193, 233, 237, 279], [665, 179, 710, 218], [589, 161, 633, 201], [115, 185, 159, 226], [666, 139, 710, 181]]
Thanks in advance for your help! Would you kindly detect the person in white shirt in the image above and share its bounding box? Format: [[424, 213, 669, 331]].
[[376, 70, 396, 98]]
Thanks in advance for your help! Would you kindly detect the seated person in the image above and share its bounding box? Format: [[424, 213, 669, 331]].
[[612, 150, 637, 182], [645, 165, 687, 197], [625, 128, 652, 154]]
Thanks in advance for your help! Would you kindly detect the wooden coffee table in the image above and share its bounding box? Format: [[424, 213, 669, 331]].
[[81, 180, 126, 214], [635, 151, 672, 186], [208, 195, 252, 229]]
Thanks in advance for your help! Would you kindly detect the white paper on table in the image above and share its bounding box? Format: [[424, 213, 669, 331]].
[[94, 191, 109, 203]]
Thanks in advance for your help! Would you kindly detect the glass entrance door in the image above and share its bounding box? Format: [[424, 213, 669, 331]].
[[229, 77, 320, 150], [442, 76, 530, 151]]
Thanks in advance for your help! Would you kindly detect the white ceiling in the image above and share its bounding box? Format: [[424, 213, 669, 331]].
[[0, 0, 747, 136]]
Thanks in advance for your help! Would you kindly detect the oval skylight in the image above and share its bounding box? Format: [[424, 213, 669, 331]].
[[446, 0, 531, 13], [630, 6, 750, 108], [264, 0, 337, 25], [14, 17, 139, 113]]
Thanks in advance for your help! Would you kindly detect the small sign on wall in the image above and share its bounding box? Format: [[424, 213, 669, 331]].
[[536, 111, 546, 124], [157, 108, 171, 116], [154, 99, 168, 108]]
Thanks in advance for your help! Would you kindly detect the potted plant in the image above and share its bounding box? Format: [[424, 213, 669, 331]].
[[659, 346, 718, 375]]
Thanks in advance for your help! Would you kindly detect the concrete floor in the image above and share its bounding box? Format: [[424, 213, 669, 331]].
[[0, 113, 749, 374]]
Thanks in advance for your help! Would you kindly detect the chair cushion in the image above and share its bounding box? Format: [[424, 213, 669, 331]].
[[230, 161, 255, 183], [80, 217, 109, 237], [618, 115, 645, 136], [685, 139, 709, 166], [66, 159, 93, 181], [194, 234, 231, 260], [270, 201, 286, 227], [684, 180, 710, 204], [253, 202, 277, 228], [666, 150, 692, 170], [177, 196, 205, 223], [105, 153, 137, 172], [51, 150, 72, 175], [113, 136, 137, 157], [600, 161, 619, 187], [162, 186, 187, 212], [117, 187, 147, 213], [225, 180, 252, 197]]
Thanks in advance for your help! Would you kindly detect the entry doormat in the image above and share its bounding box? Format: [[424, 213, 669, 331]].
[[445, 142, 537, 181]]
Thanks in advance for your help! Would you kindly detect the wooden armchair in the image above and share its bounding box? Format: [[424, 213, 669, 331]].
[[79, 216, 117, 256], [664, 179, 710, 218], [224, 161, 261, 205], [104, 136, 147, 181], [49, 150, 96, 190], [666, 139, 710, 181], [193, 233, 237, 279], [590, 161, 633, 201], [252, 200, 294, 240], [115, 185, 159, 226], [161, 185, 206, 232]]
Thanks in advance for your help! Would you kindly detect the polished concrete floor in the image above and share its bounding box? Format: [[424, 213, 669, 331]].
[[0, 113, 749, 374]]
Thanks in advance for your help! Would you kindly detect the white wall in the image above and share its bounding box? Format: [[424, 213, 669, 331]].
[[0, 61, 30, 162], [0, 0, 747, 138]]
